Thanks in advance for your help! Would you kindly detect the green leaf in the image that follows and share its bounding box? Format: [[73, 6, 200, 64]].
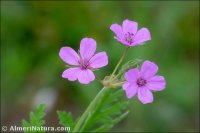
[[92, 124, 113, 132], [99, 101, 129, 117], [92, 110, 130, 132], [57, 111, 75, 132], [22, 119, 30, 127], [22, 104, 46, 133], [79, 88, 130, 132]]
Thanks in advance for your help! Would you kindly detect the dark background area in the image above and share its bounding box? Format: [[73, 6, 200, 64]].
[[1, 1, 199, 132]]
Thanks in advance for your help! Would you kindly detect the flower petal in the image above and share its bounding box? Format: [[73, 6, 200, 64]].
[[78, 69, 95, 84], [89, 52, 108, 69], [147, 76, 166, 91], [80, 38, 96, 60], [62, 68, 81, 81], [114, 36, 130, 46], [138, 87, 153, 104], [122, 19, 138, 35], [124, 68, 140, 82], [140, 61, 158, 79], [123, 82, 138, 99], [110, 24, 124, 40], [59, 47, 80, 65], [133, 28, 151, 46]]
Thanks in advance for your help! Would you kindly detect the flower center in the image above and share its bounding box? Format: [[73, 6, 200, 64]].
[[137, 78, 147, 87], [79, 59, 90, 70], [125, 32, 134, 44]]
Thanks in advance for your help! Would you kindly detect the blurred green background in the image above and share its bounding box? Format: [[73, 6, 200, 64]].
[[1, 1, 199, 132]]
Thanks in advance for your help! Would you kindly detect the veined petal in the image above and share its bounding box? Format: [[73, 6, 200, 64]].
[[80, 38, 96, 60], [59, 47, 80, 65], [133, 28, 151, 46], [124, 68, 140, 82], [138, 87, 153, 104], [140, 61, 158, 79], [114, 36, 130, 46], [78, 69, 95, 84], [89, 52, 108, 69], [147, 76, 166, 91], [123, 82, 138, 99], [110, 24, 124, 40], [62, 68, 81, 81], [122, 19, 138, 35]]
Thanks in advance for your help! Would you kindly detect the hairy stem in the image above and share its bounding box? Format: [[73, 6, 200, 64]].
[[73, 87, 109, 132], [110, 47, 129, 80]]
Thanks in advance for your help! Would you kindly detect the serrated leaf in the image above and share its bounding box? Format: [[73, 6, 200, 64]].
[[22, 104, 46, 133], [22, 119, 30, 127], [57, 111, 75, 131]]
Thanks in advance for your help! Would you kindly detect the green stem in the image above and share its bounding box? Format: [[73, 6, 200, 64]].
[[80, 88, 112, 132], [73, 47, 129, 132], [110, 47, 129, 80], [111, 70, 124, 82], [73, 87, 109, 132]]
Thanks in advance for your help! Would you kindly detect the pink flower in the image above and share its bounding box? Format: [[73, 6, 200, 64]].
[[110, 19, 151, 46], [59, 38, 108, 84], [123, 61, 166, 104]]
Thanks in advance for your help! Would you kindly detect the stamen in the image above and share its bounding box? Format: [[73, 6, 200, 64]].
[[125, 32, 134, 44], [79, 59, 90, 70], [137, 78, 147, 87]]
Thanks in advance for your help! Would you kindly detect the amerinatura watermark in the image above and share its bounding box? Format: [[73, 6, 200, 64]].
[[1, 125, 70, 132]]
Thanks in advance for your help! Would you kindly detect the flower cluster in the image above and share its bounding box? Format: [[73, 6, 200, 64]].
[[59, 19, 166, 104]]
